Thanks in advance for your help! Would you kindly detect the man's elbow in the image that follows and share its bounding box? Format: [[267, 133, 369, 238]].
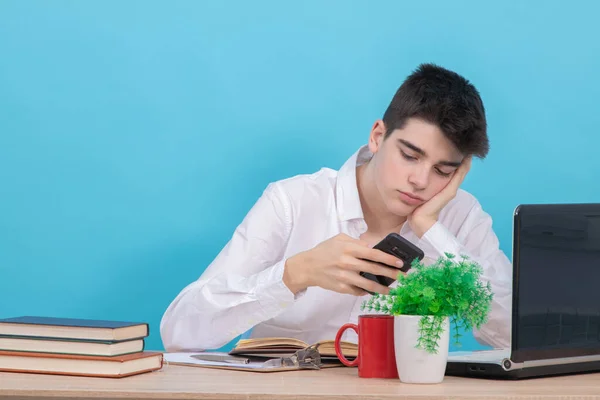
[[160, 314, 232, 352], [160, 313, 202, 352]]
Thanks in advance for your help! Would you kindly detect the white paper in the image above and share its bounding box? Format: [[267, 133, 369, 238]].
[[163, 352, 282, 370]]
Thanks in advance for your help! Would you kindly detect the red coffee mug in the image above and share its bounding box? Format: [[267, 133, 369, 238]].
[[334, 314, 398, 378]]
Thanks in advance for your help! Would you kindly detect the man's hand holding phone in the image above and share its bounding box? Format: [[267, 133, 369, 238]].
[[283, 233, 404, 296]]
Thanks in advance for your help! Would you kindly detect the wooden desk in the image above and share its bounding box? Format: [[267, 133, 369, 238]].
[[1, 364, 600, 400]]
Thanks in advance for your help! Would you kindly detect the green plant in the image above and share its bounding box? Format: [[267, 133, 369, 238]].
[[361, 252, 493, 354]]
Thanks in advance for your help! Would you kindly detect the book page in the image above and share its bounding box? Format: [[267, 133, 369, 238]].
[[315, 340, 358, 357], [234, 337, 309, 349]]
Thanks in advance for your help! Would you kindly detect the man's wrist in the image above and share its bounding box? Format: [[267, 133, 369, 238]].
[[283, 253, 308, 294]]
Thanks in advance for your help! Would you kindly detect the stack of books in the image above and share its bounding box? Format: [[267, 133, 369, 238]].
[[0, 316, 163, 378]]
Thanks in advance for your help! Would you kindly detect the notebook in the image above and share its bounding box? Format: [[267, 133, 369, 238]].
[[164, 351, 342, 373]]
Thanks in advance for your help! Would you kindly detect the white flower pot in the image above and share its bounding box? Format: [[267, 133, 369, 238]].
[[393, 314, 450, 384]]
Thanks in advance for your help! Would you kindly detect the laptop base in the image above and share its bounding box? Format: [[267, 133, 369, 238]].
[[446, 360, 600, 380]]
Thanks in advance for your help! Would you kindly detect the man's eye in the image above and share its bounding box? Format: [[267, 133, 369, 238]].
[[400, 150, 417, 161], [435, 168, 452, 177]]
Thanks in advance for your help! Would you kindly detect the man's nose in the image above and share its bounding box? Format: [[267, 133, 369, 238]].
[[408, 166, 429, 190]]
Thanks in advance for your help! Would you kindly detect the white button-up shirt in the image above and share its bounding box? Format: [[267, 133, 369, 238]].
[[160, 146, 512, 352]]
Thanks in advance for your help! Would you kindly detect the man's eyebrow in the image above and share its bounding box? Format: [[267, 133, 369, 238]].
[[438, 160, 462, 168], [398, 139, 426, 156], [397, 139, 462, 168]]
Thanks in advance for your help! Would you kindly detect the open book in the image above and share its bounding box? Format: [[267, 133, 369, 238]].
[[229, 337, 358, 359], [163, 337, 357, 373]]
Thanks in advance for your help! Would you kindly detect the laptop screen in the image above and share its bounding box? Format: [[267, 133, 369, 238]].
[[512, 203, 600, 363]]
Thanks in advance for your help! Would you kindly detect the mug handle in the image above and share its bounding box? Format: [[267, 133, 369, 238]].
[[335, 323, 359, 367]]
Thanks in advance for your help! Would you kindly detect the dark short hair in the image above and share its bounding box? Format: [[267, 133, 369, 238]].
[[382, 63, 489, 158]]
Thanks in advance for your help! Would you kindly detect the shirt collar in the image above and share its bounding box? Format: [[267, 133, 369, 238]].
[[336, 145, 373, 222]]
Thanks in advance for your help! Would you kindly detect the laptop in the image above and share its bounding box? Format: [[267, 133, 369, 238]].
[[445, 203, 600, 379]]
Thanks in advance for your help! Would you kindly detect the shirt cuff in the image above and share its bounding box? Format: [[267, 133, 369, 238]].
[[419, 221, 464, 260], [255, 259, 305, 317]]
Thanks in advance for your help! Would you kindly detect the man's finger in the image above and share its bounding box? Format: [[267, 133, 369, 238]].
[[337, 270, 389, 295], [353, 259, 402, 281], [459, 156, 472, 176], [447, 156, 472, 192], [351, 246, 404, 270], [352, 275, 392, 295]]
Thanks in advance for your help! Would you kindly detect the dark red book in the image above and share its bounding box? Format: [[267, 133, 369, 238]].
[[0, 350, 163, 378]]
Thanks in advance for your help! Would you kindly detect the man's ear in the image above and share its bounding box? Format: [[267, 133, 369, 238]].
[[368, 120, 387, 154]]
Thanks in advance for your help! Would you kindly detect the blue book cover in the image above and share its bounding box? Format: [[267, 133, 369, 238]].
[[0, 316, 149, 342], [0, 316, 146, 329]]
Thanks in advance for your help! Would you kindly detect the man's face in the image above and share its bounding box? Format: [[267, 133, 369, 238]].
[[368, 117, 465, 216]]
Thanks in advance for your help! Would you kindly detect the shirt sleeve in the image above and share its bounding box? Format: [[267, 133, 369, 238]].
[[418, 200, 512, 349], [160, 182, 301, 352]]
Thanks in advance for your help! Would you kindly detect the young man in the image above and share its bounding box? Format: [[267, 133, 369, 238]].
[[160, 63, 512, 352]]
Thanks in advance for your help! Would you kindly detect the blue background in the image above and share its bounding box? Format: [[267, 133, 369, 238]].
[[1, 0, 599, 352]]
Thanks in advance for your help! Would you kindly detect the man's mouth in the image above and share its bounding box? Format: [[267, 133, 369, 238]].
[[398, 191, 424, 205]]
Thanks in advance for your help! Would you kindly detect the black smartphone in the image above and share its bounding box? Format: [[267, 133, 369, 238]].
[[359, 232, 425, 289]]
